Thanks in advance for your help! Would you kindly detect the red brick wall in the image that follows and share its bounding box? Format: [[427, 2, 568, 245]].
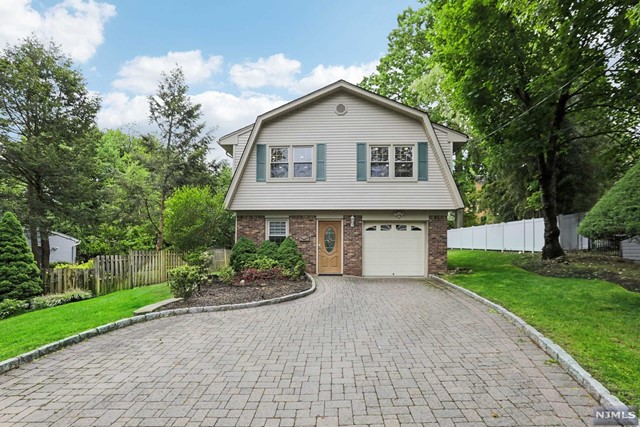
[[236, 216, 265, 246], [288, 215, 317, 274], [428, 215, 448, 274], [343, 215, 363, 276]]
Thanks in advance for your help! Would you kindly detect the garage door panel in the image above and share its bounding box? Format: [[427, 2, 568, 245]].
[[363, 222, 426, 276]]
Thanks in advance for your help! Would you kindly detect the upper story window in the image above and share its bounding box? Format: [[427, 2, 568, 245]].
[[269, 145, 314, 180], [369, 144, 415, 179]]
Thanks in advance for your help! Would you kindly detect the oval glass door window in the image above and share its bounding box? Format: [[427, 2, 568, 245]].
[[324, 227, 336, 252]]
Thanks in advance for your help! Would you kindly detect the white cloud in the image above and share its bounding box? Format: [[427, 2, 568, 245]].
[[113, 50, 224, 94], [291, 61, 379, 94], [97, 90, 287, 160], [229, 53, 301, 89], [0, 0, 116, 62], [228, 53, 378, 94]]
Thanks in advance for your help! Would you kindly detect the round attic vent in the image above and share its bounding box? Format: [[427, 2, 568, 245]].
[[335, 103, 347, 115]]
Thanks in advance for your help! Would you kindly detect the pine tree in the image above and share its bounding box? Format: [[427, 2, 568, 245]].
[[0, 212, 43, 301]]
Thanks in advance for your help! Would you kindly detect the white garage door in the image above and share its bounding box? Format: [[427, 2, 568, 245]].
[[363, 222, 426, 276]]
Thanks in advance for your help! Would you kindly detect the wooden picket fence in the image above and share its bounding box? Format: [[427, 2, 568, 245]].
[[208, 248, 231, 271], [41, 250, 187, 296]]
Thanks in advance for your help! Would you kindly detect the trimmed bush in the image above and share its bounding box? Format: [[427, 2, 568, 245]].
[[30, 288, 93, 310], [246, 256, 280, 270], [579, 161, 640, 240], [168, 265, 204, 299], [257, 240, 279, 260], [0, 212, 43, 301], [216, 265, 235, 285], [0, 298, 28, 319], [183, 248, 212, 274], [230, 237, 257, 271], [277, 237, 306, 278]]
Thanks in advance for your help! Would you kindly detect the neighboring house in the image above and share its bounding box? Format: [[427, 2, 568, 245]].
[[25, 231, 81, 264], [219, 80, 466, 276], [622, 238, 640, 262]]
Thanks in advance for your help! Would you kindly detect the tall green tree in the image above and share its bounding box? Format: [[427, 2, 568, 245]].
[[0, 37, 101, 267], [427, 0, 640, 258], [146, 67, 214, 250], [0, 211, 42, 301]]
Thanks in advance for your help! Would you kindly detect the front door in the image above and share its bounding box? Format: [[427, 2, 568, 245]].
[[318, 221, 342, 274]]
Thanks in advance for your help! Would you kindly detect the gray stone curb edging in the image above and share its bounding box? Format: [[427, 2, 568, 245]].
[[430, 275, 627, 410], [0, 275, 316, 376]]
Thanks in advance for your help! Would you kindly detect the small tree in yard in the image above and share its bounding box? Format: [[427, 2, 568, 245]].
[[0, 212, 42, 301], [579, 162, 640, 241], [230, 237, 257, 271]]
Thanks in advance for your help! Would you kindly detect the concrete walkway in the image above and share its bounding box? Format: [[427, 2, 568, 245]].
[[0, 277, 596, 426]]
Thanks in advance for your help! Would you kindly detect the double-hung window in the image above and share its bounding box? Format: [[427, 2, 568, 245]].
[[369, 144, 415, 179], [269, 145, 314, 180], [266, 219, 288, 244]]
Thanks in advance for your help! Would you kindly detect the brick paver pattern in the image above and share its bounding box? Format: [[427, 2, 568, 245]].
[[0, 277, 596, 426]]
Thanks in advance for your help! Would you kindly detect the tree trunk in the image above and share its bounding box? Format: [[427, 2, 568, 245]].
[[538, 152, 564, 260], [41, 232, 51, 269], [156, 193, 165, 251], [28, 221, 41, 268]]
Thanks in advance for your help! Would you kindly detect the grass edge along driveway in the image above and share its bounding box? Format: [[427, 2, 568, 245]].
[[445, 250, 640, 408], [0, 283, 172, 361]]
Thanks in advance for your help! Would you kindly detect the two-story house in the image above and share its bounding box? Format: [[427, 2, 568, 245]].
[[220, 80, 466, 277]]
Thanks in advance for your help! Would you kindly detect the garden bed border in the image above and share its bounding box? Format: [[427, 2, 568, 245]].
[[0, 274, 315, 375], [430, 275, 628, 410]]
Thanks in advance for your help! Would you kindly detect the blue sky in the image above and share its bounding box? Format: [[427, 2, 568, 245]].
[[0, 0, 421, 158]]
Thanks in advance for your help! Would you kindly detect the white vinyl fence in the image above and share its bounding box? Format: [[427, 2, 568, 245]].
[[448, 213, 589, 253]]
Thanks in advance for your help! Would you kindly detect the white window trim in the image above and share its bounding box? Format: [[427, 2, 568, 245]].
[[267, 144, 316, 182], [265, 218, 289, 242], [367, 143, 417, 181]]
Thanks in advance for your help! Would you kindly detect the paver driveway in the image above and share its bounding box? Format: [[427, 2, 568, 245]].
[[0, 277, 597, 426]]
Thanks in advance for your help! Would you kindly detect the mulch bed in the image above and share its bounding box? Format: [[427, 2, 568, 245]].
[[160, 276, 312, 310], [513, 251, 640, 293]]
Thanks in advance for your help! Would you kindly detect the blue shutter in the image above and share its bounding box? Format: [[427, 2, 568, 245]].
[[356, 143, 367, 181], [316, 144, 326, 181], [256, 145, 266, 182], [418, 142, 428, 181]]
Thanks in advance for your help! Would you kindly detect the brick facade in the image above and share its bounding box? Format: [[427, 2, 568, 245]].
[[236, 216, 265, 246], [288, 215, 317, 274], [236, 213, 445, 276], [428, 215, 448, 274], [342, 215, 363, 276]]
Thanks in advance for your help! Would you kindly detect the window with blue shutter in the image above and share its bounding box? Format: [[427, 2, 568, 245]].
[[356, 143, 367, 181], [256, 145, 266, 182], [418, 142, 428, 181], [316, 144, 326, 181]]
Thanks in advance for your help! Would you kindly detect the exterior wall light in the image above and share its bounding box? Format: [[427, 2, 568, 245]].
[[350, 215, 355, 227]]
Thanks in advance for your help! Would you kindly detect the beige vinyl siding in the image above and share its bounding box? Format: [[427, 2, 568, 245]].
[[434, 127, 453, 172], [232, 128, 253, 169], [230, 92, 459, 211]]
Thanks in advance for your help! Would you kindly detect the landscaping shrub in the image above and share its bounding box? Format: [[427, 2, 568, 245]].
[[246, 256, 280, 270], [0, 298, 28, 319], [0, 212, 43, 301], [257, 240, 279, 260], [183, 248, 212, 274], [53, 259, 94, 270], [277, 237, 306, 278], [168, 265, 204, 299], [216, 265, 235, 285], [240, 267, 286, 283], [30, 288, 93, 310], [230, 237, 257, 271]]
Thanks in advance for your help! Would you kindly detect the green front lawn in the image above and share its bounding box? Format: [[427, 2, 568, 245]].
[[0, 283, 172, 361], [445, 250, 640, 407]]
